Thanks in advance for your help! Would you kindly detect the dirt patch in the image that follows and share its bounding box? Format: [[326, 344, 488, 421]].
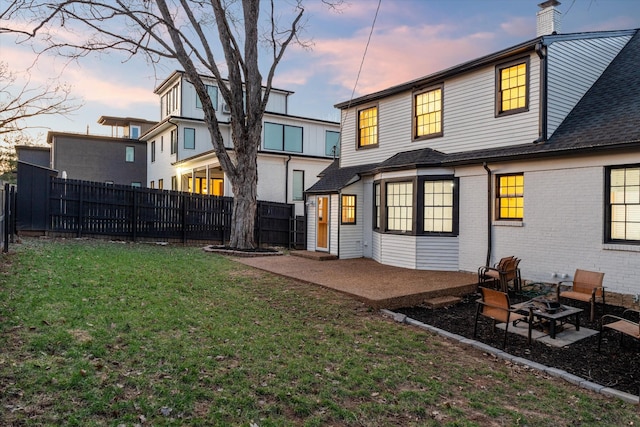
[[396, 292, 640, 396], [68, 329, 92, 343]]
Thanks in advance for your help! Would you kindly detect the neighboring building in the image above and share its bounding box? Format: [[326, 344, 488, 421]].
[[47, 116, 155, 186], [142, 71, 340, 215], [15, 145, 50, 168], [305, 1, 640, 300]]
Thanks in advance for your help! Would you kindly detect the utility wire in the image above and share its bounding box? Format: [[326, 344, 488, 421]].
[[333, 0, 382, 160]]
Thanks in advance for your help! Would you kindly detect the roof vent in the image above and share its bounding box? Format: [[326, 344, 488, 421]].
[[537, 0, 562, 37]]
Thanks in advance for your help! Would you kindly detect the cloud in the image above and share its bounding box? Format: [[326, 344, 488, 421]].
[[501, 16, 536, 38], [282, 22, 499, 101], [4, 44, 156, 110]]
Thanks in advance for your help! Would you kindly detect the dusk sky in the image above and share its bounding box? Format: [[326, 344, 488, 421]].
[[3, 0, 640, 143]]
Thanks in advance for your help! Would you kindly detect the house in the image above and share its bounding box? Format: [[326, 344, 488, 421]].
[[15, 145, 50, 168], [305, 1, 640, 302], [46, 116, 155, 186], [142, 71, 340, 215]]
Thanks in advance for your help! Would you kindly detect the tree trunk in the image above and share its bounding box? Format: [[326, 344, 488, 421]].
[[227, 126, 260, 249]]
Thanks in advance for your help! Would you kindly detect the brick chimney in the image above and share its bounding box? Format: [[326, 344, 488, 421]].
[[537, 0, 562, 36]]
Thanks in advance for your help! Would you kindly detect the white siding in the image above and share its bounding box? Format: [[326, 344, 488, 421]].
[[288, 157, 332, 216], [377, 234, 417, 269], [181, 78, 289, 120], [340, 53, 541, 168], [547, 35, 632, 137], [338, 182, 365, 259], [330, 194, 339, 256], [306, 195, 317, 251], [416, 237, 459, 271], [362, 176, 374, 258]]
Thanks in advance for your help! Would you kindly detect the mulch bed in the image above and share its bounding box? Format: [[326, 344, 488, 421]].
[[396, 291, 640, 396]]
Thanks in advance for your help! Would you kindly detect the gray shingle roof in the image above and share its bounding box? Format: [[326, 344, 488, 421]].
[[305, 162, 378, 194], [544, 30, 640, 149]]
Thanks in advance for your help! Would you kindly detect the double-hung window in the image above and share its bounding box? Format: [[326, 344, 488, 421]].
[[607, 165, 640, 242], [414, 86, 443, 139], [423, 179, 454, 233], [497, 174, 524, 220], [358, 106, 378, 148], [375, 177, 458, 235], [386, 182, 413, 232], [341, 195, 356, 224], [496, 58, 529, 116]]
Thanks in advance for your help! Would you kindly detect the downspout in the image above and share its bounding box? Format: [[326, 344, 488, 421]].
[[533, 42, 548, 144], [483, 163, 492, 267], [285, 155, 292, 203]]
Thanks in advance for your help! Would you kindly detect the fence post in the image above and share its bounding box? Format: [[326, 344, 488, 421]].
[[77, 183, 84, 238], [132, 187, 138, 242], [3, 183, 9, 253], [181, 193, 187, 244]]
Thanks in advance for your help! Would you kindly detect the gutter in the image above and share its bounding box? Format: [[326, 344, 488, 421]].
[[533, 42, 548, 144], [483, 163, 492, 267], [285, 155, 292, 203]]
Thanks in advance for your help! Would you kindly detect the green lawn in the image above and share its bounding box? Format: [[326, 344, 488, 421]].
[[0, 238, 638, 426]]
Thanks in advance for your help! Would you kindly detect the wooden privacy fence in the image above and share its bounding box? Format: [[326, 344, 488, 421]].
[[1, 183, 16, 252], [47, 177, 303, 247]]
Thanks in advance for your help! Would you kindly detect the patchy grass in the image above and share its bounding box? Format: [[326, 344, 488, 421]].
[[0, 238, 638, 426]]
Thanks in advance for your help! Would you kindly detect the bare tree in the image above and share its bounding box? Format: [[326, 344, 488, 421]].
[[0, 62, 80, 135], [1, 0, 326, 249]]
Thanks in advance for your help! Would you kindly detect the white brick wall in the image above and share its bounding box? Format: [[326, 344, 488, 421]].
[[459, 155, 640, 298]]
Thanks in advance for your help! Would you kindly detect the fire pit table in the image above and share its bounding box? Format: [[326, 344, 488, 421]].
[[513, 297, 583, 341]]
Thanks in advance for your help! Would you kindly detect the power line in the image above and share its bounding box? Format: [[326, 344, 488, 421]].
[[334, 0, 382, 158]]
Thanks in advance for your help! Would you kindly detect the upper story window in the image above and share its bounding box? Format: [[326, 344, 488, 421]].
[[496, 58, 529, 116], [151, 141, 156, 162], [263, 122, 303, 153], [414, 86, 443, 139], [130, 125, 141, 139], [341, 195, 356, 224], [170, 129, 177, 154], [325, 131, 340, 157], [358, 106, 378, 148], [184, 128, 195, 149], [496, 173, 524, 220], [196, 85, 218, 110], [125, 146, 135, 162], [606, 165, 640, 243], [161, 83, 180, 118]]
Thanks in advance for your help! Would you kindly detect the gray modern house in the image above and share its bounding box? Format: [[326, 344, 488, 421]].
[[46, 116, 155, 186]]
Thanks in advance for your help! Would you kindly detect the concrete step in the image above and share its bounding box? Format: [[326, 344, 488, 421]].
[[290, 250, 338, 261], [424, 296, 461, 309]]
